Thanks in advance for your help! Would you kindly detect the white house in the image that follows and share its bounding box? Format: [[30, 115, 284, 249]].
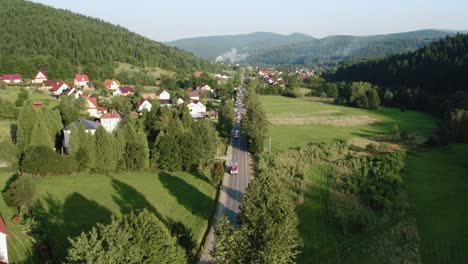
[[0, 216, 8, 264], [1, 74, 21, 84], [156, 89, 170, 100], [113, 86, 133, 96], [99, 112, 122, 132], [74, 74, 89, 87], [85, 97, 107, 118], [32, 70, 47, 84], [51, 82, 70, 96], [63, 119, 101, 152], [102, 79, 121, 90], [187, 100, 206, 119], [176, 97, 184, 106], [197, 83, 211, 91], [136, 97, 152, 112]]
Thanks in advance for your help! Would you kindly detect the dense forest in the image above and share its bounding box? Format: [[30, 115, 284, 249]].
[[0, 0, 219, 80], [330, 34, 468, 113]]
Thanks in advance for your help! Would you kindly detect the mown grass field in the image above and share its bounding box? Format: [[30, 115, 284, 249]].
[[0, 119, 12, 142], [0, 171, 216, 262], [407, 144, 468, 264], [260, 96, 437, 152], [0, 86, 58, 106]]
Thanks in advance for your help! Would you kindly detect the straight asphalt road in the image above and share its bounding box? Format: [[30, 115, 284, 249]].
[[199, 69, 251, 263]]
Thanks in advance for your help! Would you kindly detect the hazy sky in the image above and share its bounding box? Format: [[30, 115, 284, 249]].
[[31, 0, 468, 42]]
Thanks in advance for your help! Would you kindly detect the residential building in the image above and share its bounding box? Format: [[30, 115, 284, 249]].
[[99, 112, 122, 132], [188, 90, 200, 100], [187, 100, 206, 119], [38, 80, 59, 92], [74, 74, 89, 87], [136, 97, 152, 112], [32, 70, 47, 84], [113, 86, 133, 96], [85, 97, 107, 118], [50, 82, 71, 96], [102, 79, 121, 90], [63, 118, 101, 152], [1, 74, 21, 84]]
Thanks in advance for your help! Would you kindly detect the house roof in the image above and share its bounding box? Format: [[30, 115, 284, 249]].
[[188, 90, 200, 97], [33, 70, 46, 79], [51, 82, 67, 91], [136, 97, 149, 108], [74, 74, 89, 82], [43, 80, 59, 87], [102, 79, 120, 88], [100, 112, 121, 119], [0, 215, 8, 236], [159, 99, 172, 105], [87, 97, 107, 112], [155, 89, 168, 96], [119, 86, 133, 94], [65, 118, 101, 130], [1, 74, 22, 81], [194, 71, 203, 77], [197, 83, 208, 88]]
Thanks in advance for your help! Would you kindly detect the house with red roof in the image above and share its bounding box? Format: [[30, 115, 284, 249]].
[[188, 90, 200, 101], [85, 97, 107, 118], [51, 82, 71, 96], [1, 74, 22, 84], [0, 215, 9, 264], [113, 86, 134, 96], [197, 83, 211, 91], [99, 112, 122, 132], [38, 80, 59, 92], [102, 79, 120, 90], [258, 69, 276, 76], [32, 70, 47, 84], [136, 97, 152, 112], [74, 74, 89, 87]]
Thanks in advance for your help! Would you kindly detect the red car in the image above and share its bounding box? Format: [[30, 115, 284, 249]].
[[230, 162, 238, 175]]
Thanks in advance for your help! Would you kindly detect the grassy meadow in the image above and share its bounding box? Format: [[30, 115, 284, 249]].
[[260, 95, 437, 152], [0, 171, 216, 262], [0, 86, 58, 106], [407, 144, 468, 263]]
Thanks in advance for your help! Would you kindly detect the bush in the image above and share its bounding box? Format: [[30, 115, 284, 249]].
[[22, 146, 76, 176], [211, 162, 224, 185]]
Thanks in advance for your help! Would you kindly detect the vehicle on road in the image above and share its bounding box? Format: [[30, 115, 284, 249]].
[[233, 129, 240, 138], [230, 162, 238, 175]]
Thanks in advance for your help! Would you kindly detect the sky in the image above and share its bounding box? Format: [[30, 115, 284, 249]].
[[31, 0, 468, 42]]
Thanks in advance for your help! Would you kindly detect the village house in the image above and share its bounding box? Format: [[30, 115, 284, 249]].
[[176, 97, 184, 106], [99, 112, 122, 132], [197, 83, 211, 91], [1, 74, 22, 84], [32, 70, 47, 84], [215, 74, 229, 81], [38, 80, 59, 92], [85, 97, 107, 118], [258, 69, 276, 76], [113, 86, 134, 96], [136, 97, 152, 112], [194, 71, 203, 78], [264, 76, 278, 85], [156, 89, 172, 106], [187, 100, 206, 119], [0, 216, 8, 264], [74, 74, 89, 87], [102, 79, 121, 90], [188, 90, 200, 101], [51, 82, 71, 96], [63, 118, 101, 152]]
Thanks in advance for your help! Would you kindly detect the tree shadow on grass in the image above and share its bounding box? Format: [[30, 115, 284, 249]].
[[33, 192, 112, 262], [159, 172, 213, 220], [110, 176, 197, 260]]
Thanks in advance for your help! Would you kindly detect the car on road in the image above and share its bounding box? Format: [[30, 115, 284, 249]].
[[230, 162, 238, 175], [233, 129, 240, 138]]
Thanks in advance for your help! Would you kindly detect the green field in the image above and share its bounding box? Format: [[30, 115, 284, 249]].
[[0, 171, 216, 262], [0, 86, 58, 106], [407, 144, 468, 264], [0, 119, 12, 142], [260, 96, 437, 151]]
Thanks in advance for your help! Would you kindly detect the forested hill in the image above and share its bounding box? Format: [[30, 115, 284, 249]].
[[330, 34, 468, 95], [246, 30, 455, 65], [167, 32, 315, 61], [0, 0, 217, 80]]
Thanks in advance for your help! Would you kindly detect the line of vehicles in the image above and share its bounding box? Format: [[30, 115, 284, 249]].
[[230, 87, 243, 175]]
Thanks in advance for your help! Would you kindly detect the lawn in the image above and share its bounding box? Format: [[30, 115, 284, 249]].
[[407, 144, 468, 264], [260, 96, 437, 151], [0, 119, 12, 142], [0, 171, 216, 262], [0, 86, 58, 106]]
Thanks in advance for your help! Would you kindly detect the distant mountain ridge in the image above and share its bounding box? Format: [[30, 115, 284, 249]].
[[168, 30, 463, 65]]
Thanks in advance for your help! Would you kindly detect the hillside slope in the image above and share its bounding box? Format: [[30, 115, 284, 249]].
[[0, 0, 216, 80], [247, 30, 455, 65], [167, 32, 315, 61]]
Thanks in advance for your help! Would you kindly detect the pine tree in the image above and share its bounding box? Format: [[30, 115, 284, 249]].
[[68, 125, 80, 156], [94, 126, 116, 172], [135, 131, 149, 170], [217, 99, 235, 137], [16, 104, 38, 155], [30, 123, 54, 150]]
